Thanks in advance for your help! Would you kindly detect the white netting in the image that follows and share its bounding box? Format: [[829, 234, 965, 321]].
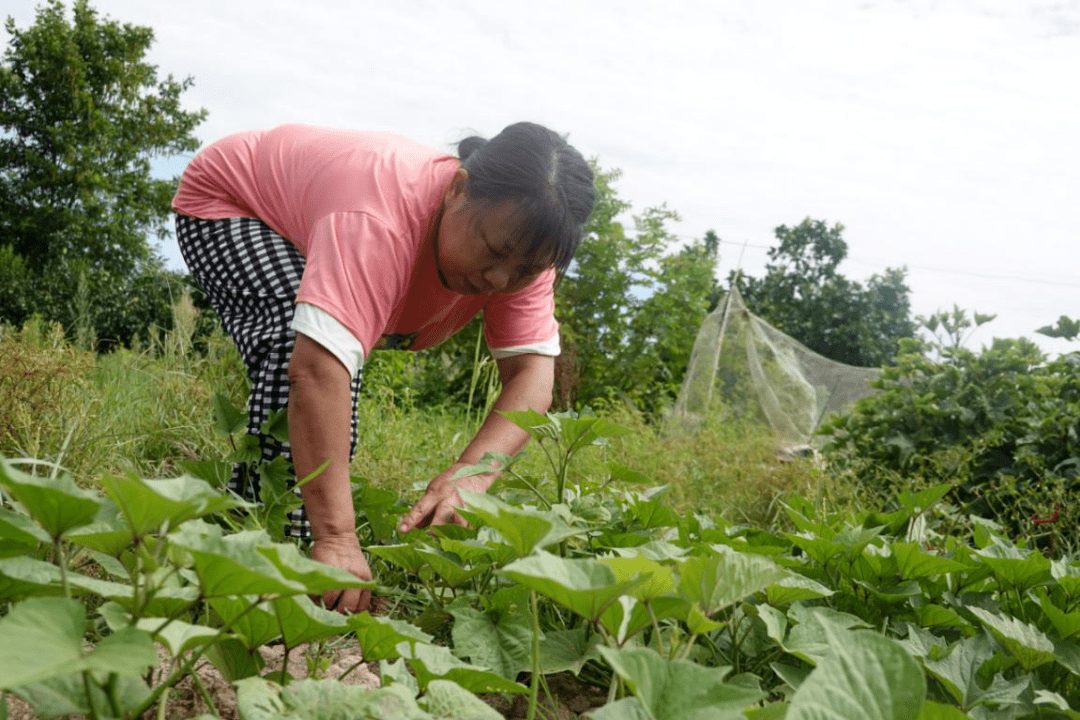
[[669, 285, 881, 449]]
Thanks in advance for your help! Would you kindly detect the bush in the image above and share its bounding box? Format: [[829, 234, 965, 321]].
[[820, 333, 1080, 551]]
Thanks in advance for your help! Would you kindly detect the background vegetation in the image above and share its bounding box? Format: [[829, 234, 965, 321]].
[[3, 3, 1080, 718]]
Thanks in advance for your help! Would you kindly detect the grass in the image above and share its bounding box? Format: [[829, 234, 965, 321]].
[[0, 308, 832, 529]]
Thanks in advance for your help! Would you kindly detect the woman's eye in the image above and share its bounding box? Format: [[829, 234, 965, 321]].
[[484, 238, 508, 258]]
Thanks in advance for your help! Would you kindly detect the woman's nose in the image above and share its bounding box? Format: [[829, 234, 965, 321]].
[[483, 263, 516, 292]]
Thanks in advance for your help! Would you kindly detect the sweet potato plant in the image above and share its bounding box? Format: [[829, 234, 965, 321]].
[[2, 410, 1080, 719]]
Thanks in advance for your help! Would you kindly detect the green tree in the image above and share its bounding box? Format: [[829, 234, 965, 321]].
[[821, 310, 1079, 547], [736, 218, 913, 367], [1036, 315, 1080, 342], [620, 232, 721, 414], [554, 164, 720, 415], [0, 0, 205, 347]]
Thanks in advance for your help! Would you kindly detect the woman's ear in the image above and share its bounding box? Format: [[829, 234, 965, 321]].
[[445, 168, 469, 212]]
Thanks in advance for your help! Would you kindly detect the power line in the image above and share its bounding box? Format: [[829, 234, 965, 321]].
[[695, 236, 1080, 290]]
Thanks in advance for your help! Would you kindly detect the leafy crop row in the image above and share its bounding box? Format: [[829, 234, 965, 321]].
[[2, 410, 1079, 719]]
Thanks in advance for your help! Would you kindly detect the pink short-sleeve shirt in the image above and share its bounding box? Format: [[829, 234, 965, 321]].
[[172, 124, 560, 367]]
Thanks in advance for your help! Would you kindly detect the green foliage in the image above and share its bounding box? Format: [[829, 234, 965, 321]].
[[0, 0, 206, 348], [554, 164, 721, 415], [821, 309, 1080, 549], [6, 400, 1080, 718], [737, 218, 915, 366], [1037, 316, 1080, 342]]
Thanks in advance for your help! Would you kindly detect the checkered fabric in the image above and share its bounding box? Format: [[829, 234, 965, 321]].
[[175, 215, 363, 538]]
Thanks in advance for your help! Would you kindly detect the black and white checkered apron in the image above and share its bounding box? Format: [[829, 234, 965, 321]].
[[175, 215, 364, 539]]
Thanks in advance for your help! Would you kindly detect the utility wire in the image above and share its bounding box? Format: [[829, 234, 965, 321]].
[[693, 236, 1080, 290]]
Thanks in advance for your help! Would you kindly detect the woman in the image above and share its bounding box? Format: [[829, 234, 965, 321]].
[[173, 122, 595, 612]]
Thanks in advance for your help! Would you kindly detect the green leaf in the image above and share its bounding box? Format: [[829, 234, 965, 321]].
[[347, 612, 433, 662], [587, 697, 651, 720], [499, 408, 557, 441], [213, 392, 247, 435], [0, 597, 155, 689], [10, 673, 152, 720], [354, 484, 402, 543], [368, 543, 428, 574], [204, 637, 266, 683], [787, 623, 925, 720], [1051, 558, 1080, 597], [261, 407, 290, 444], [209, 596, 280, 649], [0, 459, 102, 539], [921, 633, 993, 707], [447, 601, 532, 680], [0, 597, 86, 689], [1040, 592, 1080, 640], [538, 626, 603, 675], [168, 523, 305, 597], [892, 543, 970, 580], [611, 539, 689, 562], [914, 604, 971, 632], [598, 645, 762, 720], [781, 606, 871, 666], [398, 641, 528, 695], [501, 550, 646, 621], [916, 701, 973, 719], [968, 606, 1056, 672], [0, 555, 132, 602], [422, 679, 504, 719], [141, 618, 220, 656], [65, 518, 135, 556], [270, 595, 351, 647], [975, 543, 1052, 593], [456, 489, 581, 557], [102, 472, 244, 537], [0, 506, 49, 551], [416, 548, 483, 588], [599, 555, 676, 600], [764, 573, 833, 605], [234, 676, 429, 720], [100, 603, 220, 656], [676, 545, 790, 616], [608, 463, 654, 484], [258, 541, 374, 595]]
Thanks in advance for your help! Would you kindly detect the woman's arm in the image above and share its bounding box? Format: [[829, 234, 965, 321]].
[[397, 352, 555, 532], [289, 333, 372, 611]]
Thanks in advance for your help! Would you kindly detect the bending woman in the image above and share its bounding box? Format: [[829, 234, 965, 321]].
[[172, 122, 595, 612]]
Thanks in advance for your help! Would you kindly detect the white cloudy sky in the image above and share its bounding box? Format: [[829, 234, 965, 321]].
[[5, 0, 1079, 356]]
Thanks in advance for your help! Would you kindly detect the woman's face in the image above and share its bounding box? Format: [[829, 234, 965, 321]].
[[435, 171, 551, 295]]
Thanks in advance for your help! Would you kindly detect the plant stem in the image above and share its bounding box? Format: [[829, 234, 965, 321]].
[[82, 671, 99, 720], [527, 589, 542, 720], [132, 595, 265, 718], [188, 666, 219, 716], [55, 539, 71, 599]]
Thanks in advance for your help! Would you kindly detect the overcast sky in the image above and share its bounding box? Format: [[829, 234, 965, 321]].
[[5, 0, 1079, 357]]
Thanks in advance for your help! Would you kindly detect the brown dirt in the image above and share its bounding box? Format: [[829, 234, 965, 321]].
[[4, 647, 607, 719], [4, 641, 380, 720]]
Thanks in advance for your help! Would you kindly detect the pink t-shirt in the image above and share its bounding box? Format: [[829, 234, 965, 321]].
[[172, 124, 559, 360]]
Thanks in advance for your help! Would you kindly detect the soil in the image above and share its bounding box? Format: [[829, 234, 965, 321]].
[[3, 644, 606, 719], [4, 641, 380, 720]]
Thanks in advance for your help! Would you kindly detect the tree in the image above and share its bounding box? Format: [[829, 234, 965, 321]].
[[620, 232, 721, 414], [736, 218, 914, 367], [0, 0, 205, 347], [553, 164, 721, 415]]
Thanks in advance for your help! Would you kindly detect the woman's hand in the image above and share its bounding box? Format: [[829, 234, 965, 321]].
[[398, 463, 497, 532], [309, 533, 372, 613]]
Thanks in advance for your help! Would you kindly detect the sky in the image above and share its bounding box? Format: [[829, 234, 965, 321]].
[[4, 0, 1079, 357]]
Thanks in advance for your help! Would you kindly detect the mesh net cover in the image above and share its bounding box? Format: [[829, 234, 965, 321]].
[[669, 285, 880, 449]]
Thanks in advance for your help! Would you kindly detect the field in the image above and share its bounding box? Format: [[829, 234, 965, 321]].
[[2, 317, 1079, 719]]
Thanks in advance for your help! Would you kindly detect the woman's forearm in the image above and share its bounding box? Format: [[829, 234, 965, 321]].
[[288, 334, 357, 540]]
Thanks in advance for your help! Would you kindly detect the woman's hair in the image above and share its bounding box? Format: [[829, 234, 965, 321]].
[[457, 122, 595, 274]]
